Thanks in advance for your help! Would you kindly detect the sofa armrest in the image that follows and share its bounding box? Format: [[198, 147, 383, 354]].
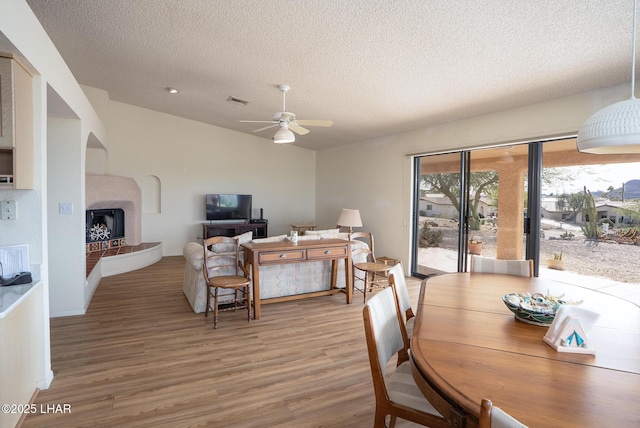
[[183, 242, 204, 270]]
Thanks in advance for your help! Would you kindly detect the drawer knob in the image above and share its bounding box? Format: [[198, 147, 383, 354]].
[[324, 250, 331, 254], [279, 254, 286, 258]]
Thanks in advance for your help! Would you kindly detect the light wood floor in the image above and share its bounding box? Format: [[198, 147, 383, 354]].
[[23, 256, 425, 428]]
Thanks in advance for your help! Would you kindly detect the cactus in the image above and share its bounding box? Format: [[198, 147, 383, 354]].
[[580, 187, 598, 240]]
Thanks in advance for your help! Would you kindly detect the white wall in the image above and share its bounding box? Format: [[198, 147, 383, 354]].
[[315, 82, 632, 271], [47, 116, 86, 315], [104, 100, 317, 256]]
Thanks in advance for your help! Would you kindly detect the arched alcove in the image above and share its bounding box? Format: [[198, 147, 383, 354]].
[[142, 175, 161, 214]]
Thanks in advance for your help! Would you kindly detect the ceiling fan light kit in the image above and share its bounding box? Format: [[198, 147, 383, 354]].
[[238, 84, 333, 144], [577, 0, 640, 154], [273, 125, 296, 144]]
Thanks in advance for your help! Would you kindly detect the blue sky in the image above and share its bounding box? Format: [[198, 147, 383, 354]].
[[545, 163, 640, 194]]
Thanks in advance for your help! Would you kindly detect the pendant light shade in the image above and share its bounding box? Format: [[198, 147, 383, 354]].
[[577, 98, 640, 153], [577, 0, 640, 154], [273, 125, 295, 144]]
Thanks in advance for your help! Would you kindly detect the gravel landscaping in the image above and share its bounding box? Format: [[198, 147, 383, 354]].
[[423, 218, 640, 284]]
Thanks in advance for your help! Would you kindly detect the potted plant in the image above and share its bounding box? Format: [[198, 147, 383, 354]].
[[547, 252, 565, 270], [468, 236, 483, 255]]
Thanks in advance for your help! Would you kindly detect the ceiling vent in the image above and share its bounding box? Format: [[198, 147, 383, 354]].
[[227, 96, 249, 106]]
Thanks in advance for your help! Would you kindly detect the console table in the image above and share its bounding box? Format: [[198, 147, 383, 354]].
[[203, 222, 268, 239], [242, 239, 353, 319]]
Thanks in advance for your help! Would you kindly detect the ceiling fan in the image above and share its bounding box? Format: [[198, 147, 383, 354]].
[[239, 84, 333, 143]]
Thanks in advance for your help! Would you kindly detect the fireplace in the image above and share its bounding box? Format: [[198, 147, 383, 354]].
[[85, 174, 142, 252], [86, 208, 125, 243]]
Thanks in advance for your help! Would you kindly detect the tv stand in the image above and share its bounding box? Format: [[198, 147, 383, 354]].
[[203, 221, 268, 239]]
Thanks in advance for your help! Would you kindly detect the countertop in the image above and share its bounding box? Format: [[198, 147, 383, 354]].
[[0, 281, 38, 319]]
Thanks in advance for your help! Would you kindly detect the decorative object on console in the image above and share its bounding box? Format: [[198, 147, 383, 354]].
[[238, 84, 333, 144], [337, 208, 362, 233], [577, 0, 640, 154]]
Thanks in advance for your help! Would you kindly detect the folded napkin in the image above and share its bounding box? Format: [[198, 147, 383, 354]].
[[543, 305, 601, 354]]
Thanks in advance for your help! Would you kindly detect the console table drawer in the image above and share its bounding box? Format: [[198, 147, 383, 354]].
[[259, 250, 305, 264], [307, 246, 348, 260]]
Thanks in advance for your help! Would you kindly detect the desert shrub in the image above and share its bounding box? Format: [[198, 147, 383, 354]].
[[560, 231, 574, 240], [419, 221, 443, 248]]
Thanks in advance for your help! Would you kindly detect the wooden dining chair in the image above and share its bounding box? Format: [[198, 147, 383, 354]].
[[202, 236, 252, 329], [388, 262, 415, 349], [350, 232, 392, 302], [363, 287, 450, 428], [479, 398, 528, 428], [470, 255, 534, 277]]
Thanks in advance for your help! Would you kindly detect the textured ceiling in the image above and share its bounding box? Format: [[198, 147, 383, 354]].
[[22, 0, 639, 151]]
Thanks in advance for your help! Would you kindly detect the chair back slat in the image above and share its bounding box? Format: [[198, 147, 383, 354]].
[[470, 255, 533, 277], [203, 236, 242, 280], [349, 232, 376, 262]]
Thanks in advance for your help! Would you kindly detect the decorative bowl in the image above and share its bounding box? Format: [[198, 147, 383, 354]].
[[502, 292, 563, 327]]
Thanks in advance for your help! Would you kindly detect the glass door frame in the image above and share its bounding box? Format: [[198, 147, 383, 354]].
[[410, 151, 474, 277], [411, 143, 542, 278]]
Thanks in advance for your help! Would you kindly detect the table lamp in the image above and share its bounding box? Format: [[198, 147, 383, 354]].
[[337, 208, 362, 233]]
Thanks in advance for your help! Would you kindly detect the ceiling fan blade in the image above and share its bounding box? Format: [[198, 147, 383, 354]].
[[238, 120, 276, 123], [289, 123, 310, 135], [294, 119, 333, 127], [252, 124, 278, 132]]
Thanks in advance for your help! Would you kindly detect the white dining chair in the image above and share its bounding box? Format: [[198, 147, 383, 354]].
[[470, 255, 533, 277], [387, 262, 415, 348], [479, 398, 528, 428], [362, 287, 450, 428]]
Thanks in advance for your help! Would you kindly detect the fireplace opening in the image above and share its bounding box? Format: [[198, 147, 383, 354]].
[[86, 208, 125, 243]]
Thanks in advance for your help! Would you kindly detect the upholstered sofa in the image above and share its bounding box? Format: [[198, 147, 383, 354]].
[[182, 229, 368, 313]]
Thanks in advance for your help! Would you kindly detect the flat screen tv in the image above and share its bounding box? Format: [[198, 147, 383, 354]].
[[206, 194, 252, 221]]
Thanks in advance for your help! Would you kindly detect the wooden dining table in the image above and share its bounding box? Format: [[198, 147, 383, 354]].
[[410, 272, 640, 428]]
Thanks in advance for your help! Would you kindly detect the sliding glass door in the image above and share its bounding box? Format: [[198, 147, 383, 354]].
[[412, 144, 530, 276], [412, 137, 640, 288], [413, 152, 464, 276]]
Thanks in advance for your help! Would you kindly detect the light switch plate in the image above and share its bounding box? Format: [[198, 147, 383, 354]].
[[59, 202, 73, 214], [1, 200, 16, 220]]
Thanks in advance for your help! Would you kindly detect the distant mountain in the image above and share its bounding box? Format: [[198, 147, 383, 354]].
[[592, 179, 640, 200]]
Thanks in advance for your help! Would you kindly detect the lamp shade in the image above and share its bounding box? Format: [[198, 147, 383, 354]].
[[273, 126, 295, 144], [577, 97, 640, 154], [337, 208, 362, 229]]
